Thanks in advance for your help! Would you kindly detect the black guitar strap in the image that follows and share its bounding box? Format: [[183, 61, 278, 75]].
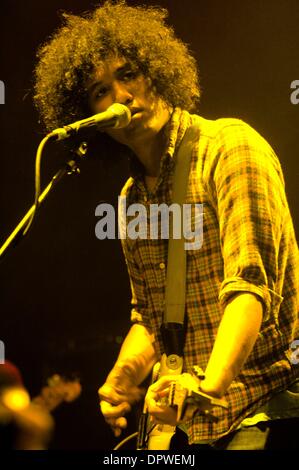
[[161, 121, 199, 357]]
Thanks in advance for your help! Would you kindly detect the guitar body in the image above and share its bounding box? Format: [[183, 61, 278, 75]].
[[145, 421, 177, 450], [136, 357, 228, 450]]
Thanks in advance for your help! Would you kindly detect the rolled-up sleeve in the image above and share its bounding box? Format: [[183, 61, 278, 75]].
[[212, 122, 286, 321]]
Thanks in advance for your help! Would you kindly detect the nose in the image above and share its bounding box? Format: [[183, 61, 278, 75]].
[[112, 81, 133, 106]]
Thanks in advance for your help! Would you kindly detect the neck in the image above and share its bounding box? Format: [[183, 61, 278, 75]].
[[130, 126, 168, 177]]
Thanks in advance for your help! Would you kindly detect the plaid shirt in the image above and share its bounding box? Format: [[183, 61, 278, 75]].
[[120, 108, 299, 443]]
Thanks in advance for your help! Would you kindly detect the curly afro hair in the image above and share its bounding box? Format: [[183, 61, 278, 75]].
[[33, 0, 200, 132]]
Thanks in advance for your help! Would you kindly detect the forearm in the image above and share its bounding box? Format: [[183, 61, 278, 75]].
[[108, 324, 158, 386], [200, 292, 263, 397]]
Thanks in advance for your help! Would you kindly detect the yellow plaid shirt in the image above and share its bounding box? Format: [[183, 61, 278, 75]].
[[120, 108, 299, 443]]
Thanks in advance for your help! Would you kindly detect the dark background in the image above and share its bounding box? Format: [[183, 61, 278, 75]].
[[0, 0, 298, 450]]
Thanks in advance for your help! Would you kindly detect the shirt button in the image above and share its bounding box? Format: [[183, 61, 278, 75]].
[[159, 262, 166, 270]]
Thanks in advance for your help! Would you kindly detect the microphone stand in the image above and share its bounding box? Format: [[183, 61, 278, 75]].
[[0, 141, 88, 260]]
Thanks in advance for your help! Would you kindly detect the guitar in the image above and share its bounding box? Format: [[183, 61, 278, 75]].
[[0, 374, 81, 449], [32, 374, 81, 412], [137, 355, 228, 450]]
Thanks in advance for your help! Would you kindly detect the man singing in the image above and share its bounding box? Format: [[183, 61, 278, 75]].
[[33, 1, 298, 449]]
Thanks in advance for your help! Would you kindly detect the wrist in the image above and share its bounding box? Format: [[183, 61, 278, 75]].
[[199, 378, 225, 399], [107, 358, 140, 386]]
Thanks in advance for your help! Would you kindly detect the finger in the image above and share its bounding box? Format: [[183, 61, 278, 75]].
[[98, 384, 124, 404], [148, 406, 178, 426], [99, 383, 144, 405], [110, 417, 127, 437], [149, 376, 178, 393], [105, 417, 127, 437], [113, 427, 122, 438], [147, 400, 165, 414], [145, 387, 171, 408], [145, 394, 173, 418], [155, 387, 170, 399], [100, 400, 131, 419], [100, 400, 131, 418], [115, 416, 127, 430]]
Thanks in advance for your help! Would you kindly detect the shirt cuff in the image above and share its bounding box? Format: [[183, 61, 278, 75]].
[[130, 308, 144, 324], [130, 308, 163, 358]]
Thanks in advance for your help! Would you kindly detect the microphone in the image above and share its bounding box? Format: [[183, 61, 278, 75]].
[[47, 103, 131, 141]]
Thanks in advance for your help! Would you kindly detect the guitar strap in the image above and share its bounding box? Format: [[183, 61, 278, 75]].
[[161, 121, 199, 356], [137, 121, 201, 450]]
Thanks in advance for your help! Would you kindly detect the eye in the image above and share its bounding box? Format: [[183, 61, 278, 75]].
[[120, 69, 139, 82], [94, 86, 108, 99]]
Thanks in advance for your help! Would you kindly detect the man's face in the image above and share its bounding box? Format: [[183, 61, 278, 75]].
[[86, 56, 172, 148]]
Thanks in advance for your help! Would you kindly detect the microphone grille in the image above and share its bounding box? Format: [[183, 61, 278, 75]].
[[108, 103, 131, 129]]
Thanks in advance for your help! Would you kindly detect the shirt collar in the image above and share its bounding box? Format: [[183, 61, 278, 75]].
[[129, 107, 192, 179]]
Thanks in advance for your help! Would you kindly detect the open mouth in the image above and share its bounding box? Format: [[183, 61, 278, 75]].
[[130, 108, 143, 117]]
